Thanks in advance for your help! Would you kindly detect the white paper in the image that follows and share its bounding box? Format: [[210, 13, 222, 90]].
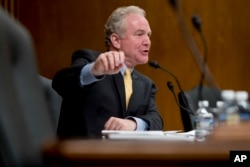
[[101, 130, 195, 141]]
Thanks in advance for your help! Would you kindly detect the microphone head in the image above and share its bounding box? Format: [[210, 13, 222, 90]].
[[148, 60, 161, 69], [169, 0, 179, 10], [191, 15, 202, 32], [167, 81, 174, 92]]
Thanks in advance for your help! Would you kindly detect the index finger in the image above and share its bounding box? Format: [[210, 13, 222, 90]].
[[118, 51, 125, 65]]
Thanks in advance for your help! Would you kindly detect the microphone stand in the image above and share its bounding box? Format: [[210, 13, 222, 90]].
[[149, 61, 194, 115], [149, 60, 196, 131], [167, 81, 194, 115], [191, 15, 207, 103], [168, 0, 219, 89]]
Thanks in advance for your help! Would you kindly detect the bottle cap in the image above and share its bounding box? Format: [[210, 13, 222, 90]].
[[216, 101, 224, 108], [221, 90, 235, 101], [198, 100, 209, 108], [235, 91, 248, 101]]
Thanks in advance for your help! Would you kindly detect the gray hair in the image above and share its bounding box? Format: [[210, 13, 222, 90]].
[[104, 6, 146, 49]]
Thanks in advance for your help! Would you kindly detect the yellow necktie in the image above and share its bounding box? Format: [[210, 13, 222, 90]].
[[124, 69, 132, 109]]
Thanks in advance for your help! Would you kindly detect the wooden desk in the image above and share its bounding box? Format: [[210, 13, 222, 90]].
[[43, 122, 250, 167]]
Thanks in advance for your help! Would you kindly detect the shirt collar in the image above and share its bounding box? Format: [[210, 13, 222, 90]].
[[121, 64, 133, 76]]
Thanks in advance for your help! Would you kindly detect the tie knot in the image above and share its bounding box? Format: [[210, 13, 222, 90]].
[[125, 68, 131, 76]]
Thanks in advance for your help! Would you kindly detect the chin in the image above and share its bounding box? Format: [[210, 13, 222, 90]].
[[138, 58, 148, 65]]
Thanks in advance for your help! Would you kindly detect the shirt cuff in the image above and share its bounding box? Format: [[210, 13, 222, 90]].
[[80, 63, 104, 86], [127, 117, 148, 131]]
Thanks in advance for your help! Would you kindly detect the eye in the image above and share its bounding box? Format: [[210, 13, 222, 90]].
[[135, 32, 144, 36]]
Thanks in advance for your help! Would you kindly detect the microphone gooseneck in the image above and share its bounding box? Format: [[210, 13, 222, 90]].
[[191, 14, 208, 103], [167, 81, 194, 115], [149, 60, 194, 115], [168, 0, 219, 89], [148, 60, 184, 93]]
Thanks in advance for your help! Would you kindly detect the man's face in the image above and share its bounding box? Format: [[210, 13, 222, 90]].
[[119, 13, 151, 68]]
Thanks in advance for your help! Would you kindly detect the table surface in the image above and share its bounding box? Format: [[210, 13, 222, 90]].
[[43, 122, 250, 166]]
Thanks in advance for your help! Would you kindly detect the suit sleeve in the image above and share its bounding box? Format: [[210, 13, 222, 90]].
[[52, 49, 99, 97], [137, 83, 164, 130]]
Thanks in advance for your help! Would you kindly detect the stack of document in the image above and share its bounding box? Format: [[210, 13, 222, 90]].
[[102, 130, 195, 141]]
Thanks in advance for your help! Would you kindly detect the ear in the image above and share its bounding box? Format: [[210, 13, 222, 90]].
[[110, 33, 121, 49]]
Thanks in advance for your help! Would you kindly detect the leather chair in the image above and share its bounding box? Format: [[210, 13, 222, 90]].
[[178, 85, 222, 131], [39, 75, 62, 131]]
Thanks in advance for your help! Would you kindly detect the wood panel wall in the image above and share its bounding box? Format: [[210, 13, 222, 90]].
[[14, 0, 250, 131]]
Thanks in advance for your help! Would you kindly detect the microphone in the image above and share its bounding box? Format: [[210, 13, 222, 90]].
[[168, 0, 179, 10], [168, 0, 219, 89], [148, 60, 184, 92], [167, 81, 194, 115], [149, 60, 194, 115], [191, 15, 202, 33]]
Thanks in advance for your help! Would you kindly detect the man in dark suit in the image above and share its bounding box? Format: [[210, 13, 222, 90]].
[[52, 6, 163, 139]]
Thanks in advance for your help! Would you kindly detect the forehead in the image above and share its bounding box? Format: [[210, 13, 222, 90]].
[[124, 13, 151, 32]]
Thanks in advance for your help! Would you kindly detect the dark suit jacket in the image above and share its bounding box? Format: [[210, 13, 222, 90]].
[[52, 49, 163, 138]]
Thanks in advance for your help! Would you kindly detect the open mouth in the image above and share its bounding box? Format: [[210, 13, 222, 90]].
[[141, 49, 149, 55]]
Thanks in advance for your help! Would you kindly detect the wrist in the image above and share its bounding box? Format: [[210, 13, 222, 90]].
[[126, 118, 137, 130]]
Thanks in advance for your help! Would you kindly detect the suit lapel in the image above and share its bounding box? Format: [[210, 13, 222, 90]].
[[113, 73, 126, 114], [113, 71, 142, 115]]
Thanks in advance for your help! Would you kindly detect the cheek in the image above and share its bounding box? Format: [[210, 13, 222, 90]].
[[121, 40, 137, 53], [135, 54, 149, 64], [122, 38, 140, 47]]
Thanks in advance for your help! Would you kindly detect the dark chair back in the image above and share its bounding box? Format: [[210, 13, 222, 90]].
[[178, 85, 221, 131], [39, 75, 62, 131]]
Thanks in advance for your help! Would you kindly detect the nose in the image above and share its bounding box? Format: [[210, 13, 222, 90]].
[[143, 35, 151, 46]]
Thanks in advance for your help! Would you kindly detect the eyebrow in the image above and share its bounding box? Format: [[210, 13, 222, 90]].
[[135, 29, 152, 35]]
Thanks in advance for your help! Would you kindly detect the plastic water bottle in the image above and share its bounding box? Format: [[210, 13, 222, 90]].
[[194, 100, 214, 141], [221, 90, 240, 125], [214, 101, 224, 123], [211, 100, 224, 127], [235, 91, 250, 121]]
